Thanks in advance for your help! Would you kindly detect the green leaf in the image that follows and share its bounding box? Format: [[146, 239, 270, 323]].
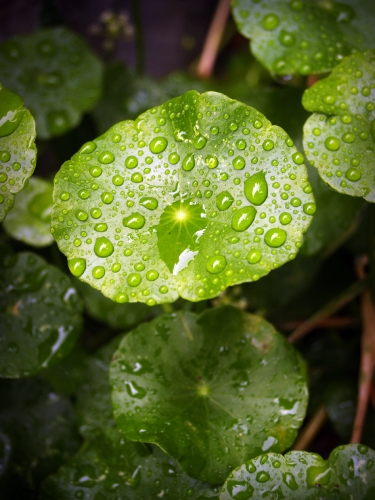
[[40, 428, 220, 500], [0, 27, 103, 139], [303, 50, 375, 202], [300, 165, 364, 256], [52, 90, 315, 305], [0, 82, 37, 222], [232, 0, 375, 75], [3, 176, 54, 246], [220, 444, 375, 499], [109, 306, 308, 484], [0, 377, 81, 498], [0, 250, 83, 377]]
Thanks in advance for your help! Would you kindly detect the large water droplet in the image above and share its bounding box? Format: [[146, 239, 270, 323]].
[[89, 165, 102, 177], [182, 153, 195, 171], [125, 380, 146, 398], [123, 213, 145, 229], [325, 136, 340, 151], [227, 479, 253, 500], [206, 255, 227, 274], [92, 266, 105, 279], [216, 191, 234, 211], [233, 156, 245, 170], [98, 151, 115, 164], [79, 141, 96, 154], [264, 228, 286, 247], [146, 270, 159, 281], [262, 13, 280, 30], [282, 472, 298, 490], [244, 171, 268, 205], [256, 471, 270, 483], [94, 237, 114, 258], [68, 258, 86, 277], [345, 167, 361, 181], [247, 249, 261, 264], [127, 273, 142, 286], [0, 85, 24, 137], [231, 206, 257, 232], [193, 135, 207, 149], [140, 197, 158, 210], [205, 155, 218, 169], [125, 156, 138, 169], [150, 137, 168, 153]]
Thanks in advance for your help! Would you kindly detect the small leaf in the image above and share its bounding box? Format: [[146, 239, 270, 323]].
[[40, 429, 220, 500], [303, 50, 375, 202], [220, 444, 375, 499], [3, 176, 54, 246], [232, 0, 375, 75], [0, 250, 83, 377], [0, 27, 103, 139], [52, 90, 315, 304], [0, 82, 37, 222], [109, 305, 308, 483]]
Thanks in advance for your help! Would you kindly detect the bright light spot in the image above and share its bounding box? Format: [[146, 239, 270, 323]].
[[175, 209, 187, 221]]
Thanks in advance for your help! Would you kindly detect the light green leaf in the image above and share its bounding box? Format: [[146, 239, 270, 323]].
[[303, 50, 375, 202], [0, 82, 37, 221], [0, 27, 103, 139], [0, 249, 83, 377], [3, 176, 53, 246], [40, 428, 220, 500], [52, 90, 315, 305], [232, 0, 375, 75], [109, 306, 308, 484], [220, 444, 375, 499]]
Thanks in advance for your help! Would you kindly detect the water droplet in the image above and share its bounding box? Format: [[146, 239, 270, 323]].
[[123, 213, 145, 229], [325, 136, 340, 151], [345, 167, 361, 181], [0, 173, 7, 182], [94, 237, 114, 258], [262, 13, 280, 30], [342, 132, 355, 143], [112, 174, 124, 186], [89, 165, 102, 177], [291, 197, 301, 207], [279, 212, 292, 224], [127, 273, 142, 286], [303, 203, 316, 215], [193, 135, 207, 149], [125, 380, 146, 398], [68, 258, 86, 277], [210, 126, 219, 135], [182, 153, 195, 171], [216, 191, 234, 211], [282, 472, 298, 490], [60, 192, 70, 201], [98, 151, 114, 164], [262, 139, 274, 151], [78, 189, 89, 199], [140, 197, 158, 210], [116, 292, 128, 303], [236, 139, 246, 150], [256, 471, 270, 483], [0, 151, 10, 162], [292, 152, 304, 164], [247, 249, 261, 264], [38, 40, 56, 56], [150, 137, 168, 153], [79, 141, 96, 154], [265, 228, 286, 247], [206, 255, 227, 274], [244, 171, 268, 205], [159, 285, 168, 293], [279, 30, 295, 46], [47, 110, 70, 135], [233, 156, 245, 170], [131, 172, 143, 183], [92, 266, 105, 279], [101, 192, 113, 204], [227, 479, 253, 500], [91, 207, 102, 218], [168, 152, 180, 164], [146, 270, 159, 281], [231, 206, 257, 232], [75, 210, 88, 221], [125, 156, 138, 169], [205, 155, 218, 169]]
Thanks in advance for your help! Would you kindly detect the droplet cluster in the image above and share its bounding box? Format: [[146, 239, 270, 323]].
[[52, 90, 315, 304]]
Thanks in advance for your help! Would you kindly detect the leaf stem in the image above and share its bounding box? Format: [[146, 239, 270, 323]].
[[196, 0, 231, 79], [288, 280, 365, 344], [369, 204, 375, 303], [292, 404, 327, 451], [130, 0, 145, 75], [161, 302, 174, 314]]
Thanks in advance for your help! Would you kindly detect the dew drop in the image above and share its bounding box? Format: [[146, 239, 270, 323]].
[[112, 263, 121, 272], [182, 153, 195, 171], [94, 237, 114, 258], [0, 151, 10, 162], [279, 30, 295, 46], [89, 165, 102, 177], [292, 152, 304, 164], [168, 152, 180, 164], [236, 139, 246, 150], [92, 266, 105, 279], [68, 258, 86, 277], [193, 135, 207, 149], [75, 209, 88, 221], [79, 141, 96, 154], [101, 192, 114, 204], [78, 189, 89, 199], [140, 197, 158, 210], [146, 270, 159, 281], [98, 151, 114, 164], [279, 212, 292, 224], [210, 126, 219, 135], [125, 156, 138, 169], [127, 273, 142, 286], [282, 472, 298, 490], [123, 213, 145, 229], [265, 228, 286, 247], [90, 207, 102, 218], [256, 471, 270, 483], [206, 255, 227, 274], [131, 172, 143, 183], [112, 174, 124, 186], [244, 171, 268, 205], [262, 13, 279, 30], [247, 249, 261, 264], [345, 167, 361, 181], [216, 191, 234, 211], [205, 155, 218, 169], [47, 110, 69, 135], [262, 139, 274, 151], [233, 156, 245, 170], [303, 203, 316, 215], [150, 137, 168, 153], [231, 206, 257, 232], [159, 285, 168, 293], [116, 292, 128, 303], [60, 192, 70, 201], [342, 132, 355, 143], [325, 136, 340, 151]]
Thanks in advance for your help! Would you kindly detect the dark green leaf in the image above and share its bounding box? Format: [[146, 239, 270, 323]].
[[0, 27, 103, 139], [0, 250, 83, 377], [0, 82, 37, 221], [232, 0, 375, 75], [52, 90, 315, 304], [220, 444, 375, 499], [303, 50, 375, 201], [109, 306, 308, 483]]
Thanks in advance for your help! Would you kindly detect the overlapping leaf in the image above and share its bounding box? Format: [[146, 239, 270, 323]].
[[303, 50, 375, 202], [0, 27, 103, 138], [0, 82, 36, 221], [220, 444, 375, 499], [52, 90, 315, 304], [0, 249, 83, 377], [109, 306, 308, 483], [232, 0, 375, 75]]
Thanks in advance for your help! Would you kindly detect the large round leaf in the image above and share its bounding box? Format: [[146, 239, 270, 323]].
[[52, 90, 315, 305], [232, 0, 375, 75], [220, 444, 375, 499], [3, 176, 53, 246], [0, 249, 83, 377], [303, 50, 375, 202], [0, 27, 103, 139], [0, 82, 36, 221], [109, 305, 308, 484], [40, 429, 219, 500]]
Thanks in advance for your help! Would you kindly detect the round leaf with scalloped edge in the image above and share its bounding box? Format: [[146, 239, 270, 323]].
[[220, 444, 375, 499], [51, 90, 315, 305], [109, 306, 308, 484], [232, 0, 375, 75], [0, 27, 103, 139], [0, 82, 36, 221], [303, 50, 375, 202], [0, 250, 83, 378]]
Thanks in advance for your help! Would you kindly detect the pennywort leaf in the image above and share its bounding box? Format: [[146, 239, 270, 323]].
[[52, 90, 315, 305], [109, 305, 308, 484]]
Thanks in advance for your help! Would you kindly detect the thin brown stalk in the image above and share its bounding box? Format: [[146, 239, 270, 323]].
[[196, 0, 231, 79], [292, 405, 327, 451], [278, 316, 357, 332]]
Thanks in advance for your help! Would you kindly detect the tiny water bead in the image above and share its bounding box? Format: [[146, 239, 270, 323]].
[[206, 255, 227, 274], [244, 171, 268, 205], [264, 228, 286, 248], [150, 137, 168, 153], [94, 237, 114, 258], [123, 213, 146, 229], [68, 257, 86, 277], [231, 206, 257, 232], [216, 191, 234, 211]]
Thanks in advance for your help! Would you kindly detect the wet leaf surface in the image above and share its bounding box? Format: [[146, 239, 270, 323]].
[[52, 90, 315, 304], [232, 0, 375, 75], [303, 50, 375, 202], [0, 249, 83, 377], [109, 306, 308, 483]]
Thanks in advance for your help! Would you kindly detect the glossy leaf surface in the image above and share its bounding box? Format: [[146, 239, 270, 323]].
[[40, 428, 219, 500], [52, 90, 315, 304], [303, 50, 375, 202], [0, 250, 83, 377], [220, 444, 375, 499], [3, 176, 53, 246], [0, 27, 102, 138], [0, 82, 37, 221], [232, 0, 375, 75], [110, 306, 308, 483]]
